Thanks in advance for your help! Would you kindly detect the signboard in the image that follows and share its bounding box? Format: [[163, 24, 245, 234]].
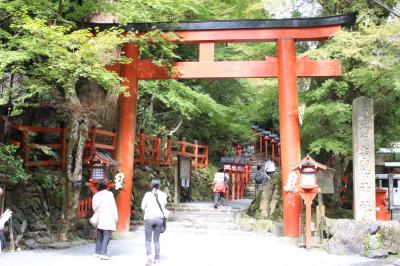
[[316, 169, 335, 194], [179, 156, 191, 188]]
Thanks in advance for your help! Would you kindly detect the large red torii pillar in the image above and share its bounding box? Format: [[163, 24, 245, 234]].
[[103, 14, 356, 234]]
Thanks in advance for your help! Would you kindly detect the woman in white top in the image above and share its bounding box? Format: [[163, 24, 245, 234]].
[[141, 179, 168, 264], [92, 179, 118, 260], [0, 188, 12, 251]]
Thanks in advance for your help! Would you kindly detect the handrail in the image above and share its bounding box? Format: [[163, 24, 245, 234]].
[[9, 124, 117, 168], [6, 121, 208, 171], [135, 133, 208, 170]]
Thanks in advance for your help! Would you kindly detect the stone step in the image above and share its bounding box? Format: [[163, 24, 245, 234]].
[[169, 214, 236, 223], [167, 221, 241, 231], [132, 226, 246, 235], [171, 207, 237, 214], [170, 202, 245, 211]]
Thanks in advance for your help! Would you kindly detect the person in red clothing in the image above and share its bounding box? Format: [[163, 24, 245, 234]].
[[213, 169, 228, 209]]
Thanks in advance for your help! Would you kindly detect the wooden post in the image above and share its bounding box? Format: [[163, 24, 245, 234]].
[[139, 130, 145, 164], [61, 128, 67, 169], [259, 135, 263, 156], [90, 127, 96, 155], [194, 140, 199, 171], [205, 146, 209, 167], [231, 171, 236, 200], [112, 128, 117, 159], [278, 143, 281, 168], [299, 188, 318, 249], [277, 38, 302, 237], [174, 156, 180, 205], [181, 137, 186, 157], [155, 137, 161, 165], [115, 43, 139, 232], [22, 131, 29, 167], [166, 136, 172, 164]]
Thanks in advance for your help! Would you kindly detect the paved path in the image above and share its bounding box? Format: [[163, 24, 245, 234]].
[[0, 225, 391, 266], [0, 200, 392, 266]]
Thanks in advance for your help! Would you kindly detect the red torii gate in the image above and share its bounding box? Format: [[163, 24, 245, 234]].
[[93, 14, 356, 236]]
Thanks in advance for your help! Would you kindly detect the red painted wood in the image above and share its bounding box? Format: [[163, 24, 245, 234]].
[[115, 43, 140, 232], [13, 124, 63, 133], [93, 128, 117, 136], [94, 143, 115, 150], [137, 58, 341, 79], [25, 160, 63, 167], [277, 39, 302, 237], [175, 25, 341, 43], [199, 43, 214, 61]]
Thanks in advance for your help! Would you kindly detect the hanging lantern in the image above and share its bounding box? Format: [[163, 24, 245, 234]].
[[91, 163, 105, 180]]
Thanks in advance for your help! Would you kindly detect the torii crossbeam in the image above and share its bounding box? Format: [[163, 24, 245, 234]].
[[91, 13, 356, 237]]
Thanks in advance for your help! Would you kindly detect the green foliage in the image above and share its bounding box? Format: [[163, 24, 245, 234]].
[[0, 144, 29, 183], [306, 17, 400, 153]]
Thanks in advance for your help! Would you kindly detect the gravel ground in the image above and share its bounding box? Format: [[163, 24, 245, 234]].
[[0, 227, 392, 266]]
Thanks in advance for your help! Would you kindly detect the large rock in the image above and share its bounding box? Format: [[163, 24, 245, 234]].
[[379, 220, 400, 254], [23, 239, 36, 249], [259, 181, 274, 218], [29, 222, 47, 231], [327, 219, 379, 254], [364, 249, 388, 258], [367, 234, 381, 250], [36, 236, 53, 245]]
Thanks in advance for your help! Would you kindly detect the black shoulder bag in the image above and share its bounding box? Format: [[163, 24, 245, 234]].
[[153, 192, 167, 233]]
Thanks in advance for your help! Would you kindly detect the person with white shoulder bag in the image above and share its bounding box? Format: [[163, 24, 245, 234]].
[[141, 179, 170, 265]]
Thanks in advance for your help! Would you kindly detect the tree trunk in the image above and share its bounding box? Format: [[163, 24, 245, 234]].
[[332, 155, 350, 208], [59, 85, 90, 240]]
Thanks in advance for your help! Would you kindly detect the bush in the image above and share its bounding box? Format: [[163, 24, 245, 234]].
[[0, 144, 30, 183]]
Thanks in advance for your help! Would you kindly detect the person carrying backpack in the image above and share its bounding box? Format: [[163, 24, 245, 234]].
[[254, 165, 267, 196], [213, 169, 228, 209]]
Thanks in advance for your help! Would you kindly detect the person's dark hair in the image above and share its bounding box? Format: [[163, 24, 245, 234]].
[[257, 165, 262, 171], [218, 168, 224, 172], [151, 179, 160, 189], [97, 179, 107, 191]]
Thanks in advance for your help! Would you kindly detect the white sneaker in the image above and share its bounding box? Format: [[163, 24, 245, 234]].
[[146, 254, 153, 265], [99, 255, 111, 260]]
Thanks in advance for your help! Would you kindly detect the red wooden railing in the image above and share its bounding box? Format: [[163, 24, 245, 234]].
[[4, 118, 208, 170], [134, 132, 161, 165], [77, 198, 93, 219], [11, 124, 67, 168], [9, 124, 117, 168], [135, 135, 209, 170]]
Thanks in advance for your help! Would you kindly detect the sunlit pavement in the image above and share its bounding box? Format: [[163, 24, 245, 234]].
[[0, 226, 389, 266]]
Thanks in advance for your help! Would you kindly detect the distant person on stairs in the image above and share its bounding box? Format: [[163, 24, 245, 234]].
[[213, 169, 228, 209], [254, 165, 267, 196], [264, 157, 276, 179], [141, 179, 170, 265]]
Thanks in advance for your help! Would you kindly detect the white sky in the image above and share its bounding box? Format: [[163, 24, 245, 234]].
[[262, 0, 323, 18]]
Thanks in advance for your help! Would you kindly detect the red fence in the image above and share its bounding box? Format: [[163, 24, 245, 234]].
[[77, 198, 93, 219], [8, 124, 116, 168], [139, 137, 209, 170], [6, 121, 208, 170]]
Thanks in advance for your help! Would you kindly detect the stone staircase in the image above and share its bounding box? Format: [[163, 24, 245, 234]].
[[165, 201, 252, 234], [131, 154, 273, 235]]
